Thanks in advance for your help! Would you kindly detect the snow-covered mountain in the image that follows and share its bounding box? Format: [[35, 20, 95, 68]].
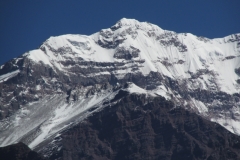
[[0, 18, 240, 156]]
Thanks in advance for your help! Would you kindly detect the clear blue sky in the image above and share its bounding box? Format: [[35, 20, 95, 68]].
[[1, 0, 240, 65]]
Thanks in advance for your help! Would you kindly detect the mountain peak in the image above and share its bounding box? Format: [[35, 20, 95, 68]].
[[111, 18, 164, 32], [0, 18, 240, 155], [117, 18, 141, 26]]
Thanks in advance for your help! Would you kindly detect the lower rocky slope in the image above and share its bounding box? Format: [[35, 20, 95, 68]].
[[38, 93, 240, 160], [0, 142, 46, 160]]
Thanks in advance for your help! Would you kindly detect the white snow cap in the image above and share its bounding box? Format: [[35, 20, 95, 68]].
[[112, 18, 164, 32], [123, 82, 147, 95], [116, 18, 144, 27]]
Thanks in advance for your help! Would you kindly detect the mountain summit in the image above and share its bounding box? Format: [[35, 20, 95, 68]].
[[0, 18, 240, 159]]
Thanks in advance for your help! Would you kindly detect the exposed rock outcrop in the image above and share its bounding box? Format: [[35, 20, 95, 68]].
[[41, 94, 240, 160], [0, 142, 46, 160]]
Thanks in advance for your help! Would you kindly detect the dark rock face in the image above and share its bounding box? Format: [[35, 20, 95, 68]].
[[0, 142, 46, 160], [114, 46, 140, 60], [0, 56, 156, 120], [0, 58, 65, 119], [156, 32, 188, 52], [44, 94, 240, 160], [235, 67, 240, 76]]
